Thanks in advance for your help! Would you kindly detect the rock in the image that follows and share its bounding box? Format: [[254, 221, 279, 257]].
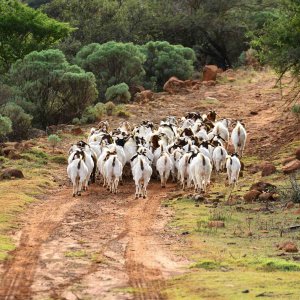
[[248, 164, 260, 174], [129, 85, 145, 96], [282, 159, 300, 174], [27, 128, 46, 139], [250, 111, 258, 115], [207, 221, 225, 228], [2, 147, 21, 160], [242, 290, 250, 294], [71, 127, 84, 135], [258, 192, 274, 202], [135, 90, 154, 102], [203, 65, 218, 81], [277, 241, 298, 253], [250, 182, 277, 193], [286, 201, 295, 209], [243, 190, 261, 203], [293, 208, 300, 215], [202, 80, 216, 86], [261, 162, 276, 177], [0, 168, 24, 180], [283, 156, 296, 165], [193, 195, 205, 202], [163, 77, 188, 94], [296, 147, 300, 160]]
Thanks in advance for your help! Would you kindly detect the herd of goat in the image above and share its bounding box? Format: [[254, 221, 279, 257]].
[[67, 111, 247, 198]]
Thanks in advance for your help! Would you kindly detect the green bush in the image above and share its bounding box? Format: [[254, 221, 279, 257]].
[[1, 103, 32, 141], [291, 104, 300, 118], [74, 102, 106, 125], [105, 101, 116, 116], [105, 83, 131, 104], [0, 115, 12, 140], [75, 42, 145, 97], [9, 49, 98, 128], [114, 105, 130, 118], [48, 134, 61, 153], [50, 155, 67, 164], [141, 41, 196, 90]]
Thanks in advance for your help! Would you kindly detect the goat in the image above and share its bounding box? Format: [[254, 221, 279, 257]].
[[189, 153, 212, 193], [156, 151, 173, 187], [104, 155, 122, 193], [212, 145, 227, 172], [131, 155, 152, 199], [226, 153, 241, 186], [67, 153, 88, 197], [231, 121, 247, 157]]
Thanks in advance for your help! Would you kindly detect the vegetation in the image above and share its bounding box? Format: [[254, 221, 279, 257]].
[[0, 0, 72, 73], [48, 134, 61, 153], [8, 49, 98, 128], [0, 115, 12, 141], [105, 83, 131, 103]]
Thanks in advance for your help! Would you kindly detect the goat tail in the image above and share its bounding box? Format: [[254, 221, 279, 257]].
[[202, 154, 206, 166], [112, 156, 116, 167], [220, 148, 223, 156], [140, 159, 144, 171], [164, 156, 167, 166], [77, 159, 81, 169]]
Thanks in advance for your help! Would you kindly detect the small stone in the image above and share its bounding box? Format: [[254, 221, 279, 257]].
[[277, 241, 298, 253], [242, 289, 250, 293], [243, 190, 261, 203], [207, 221, 225, 228], [282, 159, 300, 174], [286, 201, 295, 209], [261, 162, 276, 177]]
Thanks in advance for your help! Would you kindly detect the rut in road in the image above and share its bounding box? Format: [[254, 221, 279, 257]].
[[0, 181, 184, 300]]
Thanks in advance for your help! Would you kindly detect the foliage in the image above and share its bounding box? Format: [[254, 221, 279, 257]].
[[114, 105, 130, 118], [1, 102, 32, 141], [252, 0, 300, 103], [105, 83, 131, 103], [291, 104, 300, 118], [75, 42, 145, 96], [0, 0, 72, 73], [141, 41, 196, 90], [48, 134, 61, 152], [279, 174, 300, 203], [8, 49, 98, 128], [0, 115, 12, 140], [105, 101, 116, 116]]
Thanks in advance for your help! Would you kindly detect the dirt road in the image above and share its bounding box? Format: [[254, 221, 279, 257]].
[[0, 181, 185, 300]]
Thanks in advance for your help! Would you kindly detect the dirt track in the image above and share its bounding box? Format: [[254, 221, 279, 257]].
[[0, 181, 184, 300], [0, 70, 299, 299]]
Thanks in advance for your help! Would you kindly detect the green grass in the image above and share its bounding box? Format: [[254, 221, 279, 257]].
[[164, 140, 300, 299], [49, 155, 67, 164], [64, 250, 87, 258]]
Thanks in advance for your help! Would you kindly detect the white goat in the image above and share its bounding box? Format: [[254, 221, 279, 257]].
[[189, 153, 212, 193], [131, 155, 152, 199], [104, 155, 123, 193], [231, 121, 247, 157], [67, 154, 88, 197], [226, 154, 241, 186], [212, 146, 228, 172], [156, 151, 173, 187]]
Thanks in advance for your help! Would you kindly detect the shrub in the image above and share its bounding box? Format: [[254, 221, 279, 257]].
[[50, 155, 67, 164], [279, 174, 300, 203], [291, 104, 300, 118], [114, 105, 130, 118], [48, 134, 61, 153], [9, 49, 98, 128], [75, 42, 145, 96], [105, 101, 116, 116], [105, 83, 131, 104], [0, 115, 12, 140], [1, 103, 32, 141], [75, 102, 106, 125], [141, 41, 196, 90]]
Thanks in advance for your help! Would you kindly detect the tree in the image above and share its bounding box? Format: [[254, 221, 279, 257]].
[[1, 102, 32, 141], [48, 134, 61, 153], [75, 42, 145, 96], [105, 83, 131, 103], [252, 0, 300, 103], [0, 0, 73, 73], [9, 49, 98, 128], [141, 41, 196, 90], [0, 115, 12, 140]]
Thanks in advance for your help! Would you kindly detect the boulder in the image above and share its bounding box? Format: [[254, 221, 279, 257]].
[[163, 77, 188, 94], [2, 147, 21, 160], [243, 190, 261, 203], [207, 221, 225, 228], [202, 65, 218, 81], [0, 168, 24, 180], [277, 241, 298, 253], [202, 80, 216, 87], [135, 90, 154, 102], [282, 159, 300, 174], [295, 147, 300, 160], [258, 192, 275, 202], [71, 127, 84, 135], [27, 128, 46, 139], [283, 156, 296, 166], [129, 85, 145, 97], [261, 162, 276, 177], [250, 181, 277, 193]]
